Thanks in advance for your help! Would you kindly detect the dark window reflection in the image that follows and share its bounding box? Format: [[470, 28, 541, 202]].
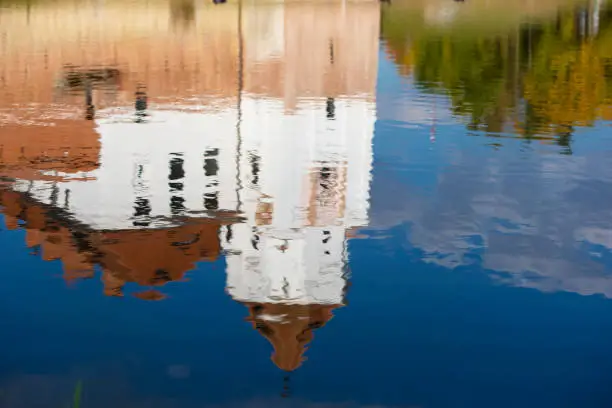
[[169, 154, 185, 215], [85, 82, 94, 120], [225, 225, 233, 243], [133, 197, 151, 227], [169, 155, 185, 180], [251, 231, 260, 250], [204, 148, 219, 157], [204, 148, 219, 177], [204, 158, 219, 177], [204, 193, 219, 211], [135, 87, 148, 123], [203, 149, 219, 210], [133, 197, 151, 217], [64, 189, 71, 209], [319, 167, 332, 189], [170, 195, 186, 215], [326, 98, 335, 119], [169, 182, 184, 192], [250, 154, 260, 186], [49, 183, 59, 206]]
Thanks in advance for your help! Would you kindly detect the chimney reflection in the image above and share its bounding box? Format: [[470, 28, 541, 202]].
[[135, 85, 149, 123]]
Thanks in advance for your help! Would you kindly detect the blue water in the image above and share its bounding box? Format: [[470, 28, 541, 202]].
[[1, 1, 612, 407]]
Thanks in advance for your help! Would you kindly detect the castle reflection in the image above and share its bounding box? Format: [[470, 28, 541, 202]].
[[0, 0, 379, 372]]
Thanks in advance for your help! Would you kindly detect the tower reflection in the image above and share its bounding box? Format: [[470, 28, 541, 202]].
[[221, 0, 379, 371]]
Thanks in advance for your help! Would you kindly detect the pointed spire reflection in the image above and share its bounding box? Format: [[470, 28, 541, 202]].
[[246, 303, 340, 372]]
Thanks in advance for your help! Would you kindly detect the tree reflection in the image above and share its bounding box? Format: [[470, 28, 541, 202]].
[[381, 1, 612, 150]]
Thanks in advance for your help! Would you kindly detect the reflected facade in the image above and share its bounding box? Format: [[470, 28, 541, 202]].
[[0, 0, 378, 373], [222, 0, 378, 371]]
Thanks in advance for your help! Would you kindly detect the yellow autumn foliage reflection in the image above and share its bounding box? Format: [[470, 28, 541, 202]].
[[382, 0, 612, 151]]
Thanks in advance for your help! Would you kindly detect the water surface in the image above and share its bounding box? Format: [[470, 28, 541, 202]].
[[1, 1, 612, 407]]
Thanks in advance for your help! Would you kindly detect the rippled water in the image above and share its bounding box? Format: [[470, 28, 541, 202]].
[[1, 0, 612, 407]]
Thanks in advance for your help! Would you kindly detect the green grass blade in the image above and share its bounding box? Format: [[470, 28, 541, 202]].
[[72, 381, 82, 408]]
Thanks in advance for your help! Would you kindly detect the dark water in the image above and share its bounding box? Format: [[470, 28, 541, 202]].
[[1, 0, 612, 407]]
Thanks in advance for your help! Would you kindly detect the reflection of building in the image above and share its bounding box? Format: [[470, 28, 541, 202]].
[[2, 90, 241, 298], [13, 107, 240, 230], [0, 0, 241, 185], [0, 0, 242, 298], [221, 0, 379, 371], [0, 0, 378, 370]]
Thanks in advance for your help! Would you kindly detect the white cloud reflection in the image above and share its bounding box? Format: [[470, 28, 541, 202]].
[[370, 134, 612, 298]]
